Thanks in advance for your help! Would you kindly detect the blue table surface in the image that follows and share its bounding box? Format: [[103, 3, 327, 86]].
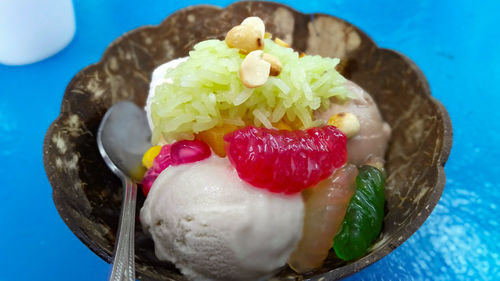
[[1, 1, 499, 280]]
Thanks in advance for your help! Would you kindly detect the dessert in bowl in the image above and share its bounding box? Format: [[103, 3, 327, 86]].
[[43, 2, 452, 280]]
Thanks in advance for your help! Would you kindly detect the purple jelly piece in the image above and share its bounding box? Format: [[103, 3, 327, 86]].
[[141, 140, 211, 196]]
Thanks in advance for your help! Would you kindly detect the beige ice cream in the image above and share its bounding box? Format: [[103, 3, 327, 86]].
[[140, 156, 304, 281], [315, 80, 391, 165]]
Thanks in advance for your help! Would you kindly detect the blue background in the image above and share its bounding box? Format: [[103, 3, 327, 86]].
[[1, 1, 499, 280]]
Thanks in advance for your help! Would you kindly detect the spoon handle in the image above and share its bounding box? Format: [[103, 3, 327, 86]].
[[110, 177, 137, 281]]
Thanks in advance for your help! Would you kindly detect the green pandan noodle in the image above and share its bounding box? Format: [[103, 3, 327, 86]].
[[150, 39, 350, 143], [333, 165, 385, 261]]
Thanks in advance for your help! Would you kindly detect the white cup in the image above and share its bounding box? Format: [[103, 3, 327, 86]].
[[0, 0, 75, 65]]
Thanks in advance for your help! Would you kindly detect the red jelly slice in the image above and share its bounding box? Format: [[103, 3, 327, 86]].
[[224, 126, 347, 194], [141, 140, 211, 196], [171, 140, 212, 165]]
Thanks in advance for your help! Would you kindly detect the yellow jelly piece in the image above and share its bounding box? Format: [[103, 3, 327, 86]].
[[142, 145, 162, 169]]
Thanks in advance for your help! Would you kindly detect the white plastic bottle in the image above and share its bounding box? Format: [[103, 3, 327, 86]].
[[0, 0, 75, 65]]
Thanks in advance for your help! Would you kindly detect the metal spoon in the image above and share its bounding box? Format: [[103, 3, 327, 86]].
[[97, 101, 152, 281]]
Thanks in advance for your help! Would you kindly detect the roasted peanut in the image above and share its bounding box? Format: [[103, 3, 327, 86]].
[[261, 53, 282, 76], [241, 16, 265, 38], [328, 112, 360, 139], [225, 16, 266, 54], [225, 25, 263, 54], [239, 50, 271, 88]]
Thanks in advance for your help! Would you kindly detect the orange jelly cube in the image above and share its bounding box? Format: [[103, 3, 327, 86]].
[[195, 124, 240, 157], [273, 120, 293, 131]]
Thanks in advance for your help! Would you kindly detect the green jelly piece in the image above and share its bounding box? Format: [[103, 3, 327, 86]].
[[333, 165, 385, 261]]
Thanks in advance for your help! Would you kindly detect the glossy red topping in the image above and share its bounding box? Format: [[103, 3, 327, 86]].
[[224, 126, 347, 194], [141, 140, 211, 196]]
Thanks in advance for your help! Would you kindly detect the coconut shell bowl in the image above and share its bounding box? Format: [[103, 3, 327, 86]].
[[43, 1, 452, 280]]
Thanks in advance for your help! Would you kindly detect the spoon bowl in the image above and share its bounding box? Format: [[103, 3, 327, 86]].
[[97, 101, 151, 182], [97, 101, 152, 281]]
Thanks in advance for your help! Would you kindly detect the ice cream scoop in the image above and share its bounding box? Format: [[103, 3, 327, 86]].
[[140, 156, 304, 281], [315, 81, 391, 165]]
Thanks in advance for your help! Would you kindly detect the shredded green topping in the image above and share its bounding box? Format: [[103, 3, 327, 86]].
[[150, 39, 349, 143]]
